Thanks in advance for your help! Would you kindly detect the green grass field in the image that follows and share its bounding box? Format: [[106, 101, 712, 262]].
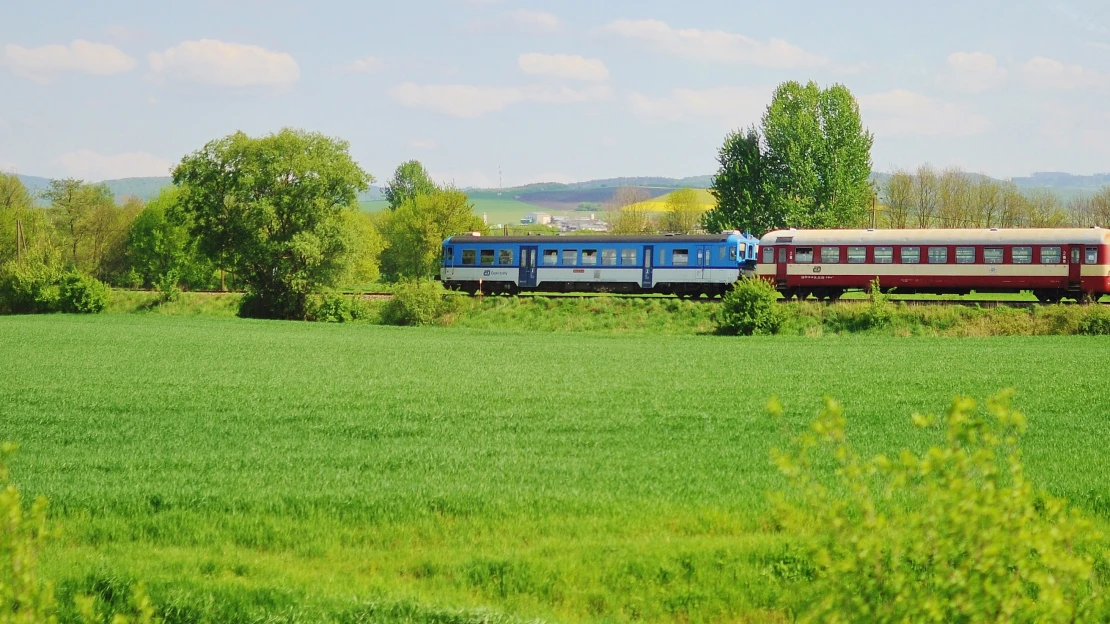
[[3, 315, 1110, 621]]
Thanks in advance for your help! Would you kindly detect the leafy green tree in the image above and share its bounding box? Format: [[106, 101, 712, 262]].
[[383, 160, 436, 210], [662, 188, 702, 233], [705, 126, 771, 234], [125, 186, 216, 290], [41, 179, 116, 271], [172, 128, 373, 319], [379, 188, 486, 280], [0, 173, 36, 264], [762, 81, 873, 229]]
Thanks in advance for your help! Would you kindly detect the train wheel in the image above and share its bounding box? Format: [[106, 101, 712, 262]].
[[827, 289, 845, 303], [1034, 290, 1062, 304], [1077, 292, 1094, 305]]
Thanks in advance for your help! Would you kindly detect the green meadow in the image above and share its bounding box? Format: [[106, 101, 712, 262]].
[[2, 315, 1110, 622]]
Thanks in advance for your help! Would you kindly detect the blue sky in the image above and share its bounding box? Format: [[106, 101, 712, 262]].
[[1, 0, 1108, 186]]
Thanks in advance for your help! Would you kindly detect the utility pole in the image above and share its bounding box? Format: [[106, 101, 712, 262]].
[[15, 219, 24, 264]]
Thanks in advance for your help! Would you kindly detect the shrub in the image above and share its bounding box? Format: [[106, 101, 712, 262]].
[[1078, 306, 1110, 335], [717, 277, 784, 335], [154, 271, 182, 304], [58, 273, 111, 314], [308, 293, 372, 323], [769, 392, 1104, 622], [380, 280, 447, 326], [861, 277, 893, 329], [0, 257, 62, 314]]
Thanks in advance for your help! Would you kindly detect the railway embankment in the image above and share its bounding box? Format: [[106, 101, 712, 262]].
[[103, 287, 1110, 337]]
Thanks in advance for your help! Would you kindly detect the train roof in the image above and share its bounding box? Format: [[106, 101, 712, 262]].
[[759, 228, 1110, 246], [445, 234, 750, 245]]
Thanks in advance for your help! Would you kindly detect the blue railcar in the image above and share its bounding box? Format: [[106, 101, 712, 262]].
[[440, 232, 760, 297]]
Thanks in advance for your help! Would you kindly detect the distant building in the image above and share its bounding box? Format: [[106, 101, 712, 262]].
[[521, 212, 552, 225]]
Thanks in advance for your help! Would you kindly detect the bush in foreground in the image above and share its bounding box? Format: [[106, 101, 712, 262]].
[[1, 443, 155, 624], [770, 392, 1104, 622], [380, 280, 450, 326], [58, 272, 111, 314], [308, 292, 373, 323], [717, 277, 784, 335]]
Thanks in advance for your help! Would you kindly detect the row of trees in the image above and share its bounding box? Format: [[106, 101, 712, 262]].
[[0, 132, 490, 320], [883, 165, 1110, 229]]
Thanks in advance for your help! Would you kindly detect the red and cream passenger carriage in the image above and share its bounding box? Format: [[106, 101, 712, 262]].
[[756, 228, 1110, 303]]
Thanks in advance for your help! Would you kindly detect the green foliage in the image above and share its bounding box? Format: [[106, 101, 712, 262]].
[[58, 272, 110, 314], [383, 160, 437, 210], [661, 188, 702, 233], [705, 126, 770, 234], [126, 186, 216, 291], [717, 277, 784, 335], [378, 189, 487, 280], [0, 442, 57, 623], [380, 279, 449, 326], [1078, 306, 1110, 335], [770, 392, 1104, 622], [0, 248, 63, 314], [173, 128, 373, 319], [308, 292, 373, 323]]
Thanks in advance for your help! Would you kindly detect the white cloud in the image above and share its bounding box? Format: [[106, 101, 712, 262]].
[[55, 149, 173, 181], [628, 86, 771, 126], [148, 40, 300, 88], [859, 90, 991, 137], [341, 56, 385, 73], [508, 10, 563, 33], [601, 19, 826, 68], [1, 40, 137, 83], [936, 52, 1007, 93], [1018, 56, 1108, 90], [410, 139, 437, 150], [388, 82, 611, 118], [518, 53, 608, 82]]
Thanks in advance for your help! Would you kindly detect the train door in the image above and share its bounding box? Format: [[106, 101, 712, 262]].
[[642, 245, 654, 289], [776, 247, 788, 283], [1069, 245, 1082, 289], [696, 245, 710, 281], [519, 246, 538, 288]]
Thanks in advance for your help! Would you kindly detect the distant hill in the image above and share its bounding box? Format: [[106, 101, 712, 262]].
[[1011, 172, 1110, 189], [15, 174, 383, 203]]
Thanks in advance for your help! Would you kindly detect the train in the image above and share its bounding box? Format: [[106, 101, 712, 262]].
[[440, 227, 1110, 303], [440, 232, 761, 297], [755, 228, 1110, 303]]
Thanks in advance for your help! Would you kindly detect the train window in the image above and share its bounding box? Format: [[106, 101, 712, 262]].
[[956, 247, 976, 264], [561, 250, 577, 265], [762, 246, 774, 264], [984, 248, 1003, 264], [900, 247, 920, 264], [673, 249, 689, 266], [928, 247, 948, 263], [601, 249, 617, 265], [462, 249, 477, 265], [582, 249, 598, 265], [498, 249, 514, 265], [444, 247, 454, 266], [1040, 246, 1061, 264], [821, 246, 841, 264], [1012, 247, 1032, 264], [718, 247, 727, 260], [480, 250, 496, 266], [739, 243, 747, 257], [1086, 247, 1099, 264], [621, 249, 637, 265], [795, 247, 814, 263], [730, 247, 738, 261], [543, 250, 558, 266], [752, 245, 759, 259], [874, 247, 893, 264], [847, 246, 866, 263]]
